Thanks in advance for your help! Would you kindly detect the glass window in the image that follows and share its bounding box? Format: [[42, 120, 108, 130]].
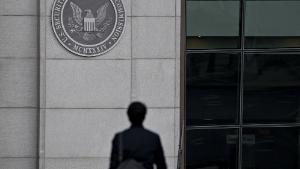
[[244, 53, 300, 123], [245, 0, 300, 48], [243, 127, 300, 169], [186, 129, 238, 169], [186, 0, 240, 49], [186, 53, 239, 125], [185, 0, 300, 168]]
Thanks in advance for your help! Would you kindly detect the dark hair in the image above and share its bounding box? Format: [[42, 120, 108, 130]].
[[127, 102, 147, 125]]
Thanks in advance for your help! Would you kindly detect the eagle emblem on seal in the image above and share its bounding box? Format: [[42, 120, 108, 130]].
[[52, 0, 126, 57], [68, 2, 113, 41]]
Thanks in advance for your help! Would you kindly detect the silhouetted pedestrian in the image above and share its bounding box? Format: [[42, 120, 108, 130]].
[[109, 102, 167, 169]]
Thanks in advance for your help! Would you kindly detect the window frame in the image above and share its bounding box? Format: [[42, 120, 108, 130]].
[[180, 0, 300, 169]]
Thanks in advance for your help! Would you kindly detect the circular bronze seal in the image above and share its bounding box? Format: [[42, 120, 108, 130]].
[[51, 0, 126, 57]]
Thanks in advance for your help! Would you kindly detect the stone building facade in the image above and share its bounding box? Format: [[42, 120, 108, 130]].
[[0, 0, 181, 169]]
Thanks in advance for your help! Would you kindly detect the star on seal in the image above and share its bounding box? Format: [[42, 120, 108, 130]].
[[51, 0, 126, 57]]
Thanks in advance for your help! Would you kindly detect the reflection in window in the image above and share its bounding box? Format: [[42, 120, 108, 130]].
[[245, 0, 300, 48], [243, 127, 300, 169], [244, 54, 300, 123], [186, 129, 238, 169], [186, 0, 240, 49], [186, 53, 239, 125]]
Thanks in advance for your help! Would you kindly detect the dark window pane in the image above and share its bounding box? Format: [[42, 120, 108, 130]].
[[244, 54, 300, 123], [186, 0, 240, 49], [186, 53, 239, 125], [186, 129, 238, 169], [245, 0, 300, 48], [243, 127, 300, 169]]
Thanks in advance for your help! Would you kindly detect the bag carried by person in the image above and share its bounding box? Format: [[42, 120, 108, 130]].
[[117, 134, 146, 169], [117, 159, 145, 169]]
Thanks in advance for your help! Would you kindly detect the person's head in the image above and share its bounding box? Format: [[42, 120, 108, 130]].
[[127, 102, 147, 126]]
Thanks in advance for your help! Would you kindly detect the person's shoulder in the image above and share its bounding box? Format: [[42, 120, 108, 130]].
[[142, 128, 160, 139], [115, 129, 129, 136], [112, 129, 127, 140]]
